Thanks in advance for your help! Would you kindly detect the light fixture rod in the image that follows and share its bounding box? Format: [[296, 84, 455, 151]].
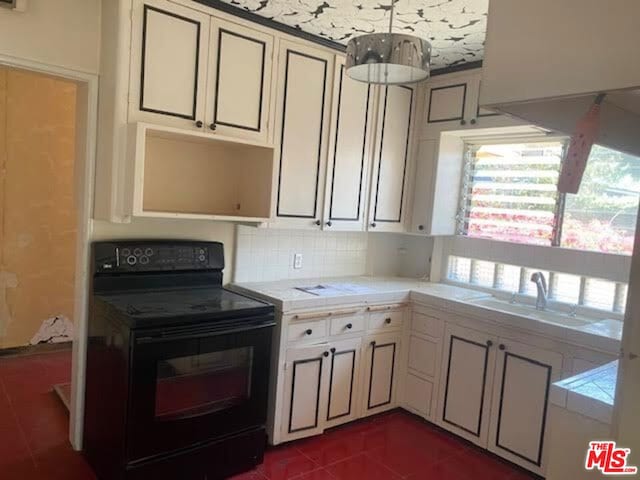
[[388, 0, 395, 34]]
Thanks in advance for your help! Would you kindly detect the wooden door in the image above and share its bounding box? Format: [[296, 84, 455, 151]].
[[129, 0, 209, 129], [363, 333, 400, 416], [325, 338, 362, 428], [488, 339, 563, 474], [322, 57, 374, 231], [282, 343, 330, 441], [438, 323, 496, 447], [368, 85, 413, 233], [273, 41, 333, 228], [206, 18, 273, 143]]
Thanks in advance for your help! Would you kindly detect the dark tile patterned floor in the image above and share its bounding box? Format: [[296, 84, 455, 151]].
[[0, 351, 537, 479]]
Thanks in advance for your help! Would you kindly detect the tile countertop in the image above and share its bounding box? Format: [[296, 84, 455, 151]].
[[551, 360, 618, 424], [230, 276, 622, 353]]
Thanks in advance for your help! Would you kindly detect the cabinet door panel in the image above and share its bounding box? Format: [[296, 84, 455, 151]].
[[489, 340, 563, 474], [283, 344, 329, 440], [370, 85, 413, 230], [439, 324, 495, 447], [324, 59, 373, 230], [363, 334, 400, 415], [427, 83, 467, 123], [326, 338, 361, 427], [276, 44, 331, 222], [130, 0, 209, 125], [208, 20, 273, 141], [405, 373, 434, 418], [408, 335, 438, 377]]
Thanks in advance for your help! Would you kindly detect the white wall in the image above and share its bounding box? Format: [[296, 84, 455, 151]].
[[367, 233, 433, 279], [0, 0, 101, 74]]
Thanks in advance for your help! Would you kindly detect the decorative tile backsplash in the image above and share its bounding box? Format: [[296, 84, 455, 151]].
[[234, 226, 368, 283]]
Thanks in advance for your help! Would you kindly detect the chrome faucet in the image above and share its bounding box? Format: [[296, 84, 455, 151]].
[[530, 272, 548, 311]]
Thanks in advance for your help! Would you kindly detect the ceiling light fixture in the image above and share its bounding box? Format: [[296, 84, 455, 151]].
[[345, 0, 431, 85]]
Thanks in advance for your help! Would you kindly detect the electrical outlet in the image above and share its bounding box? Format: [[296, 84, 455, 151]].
[[293, 253, 303, 269]]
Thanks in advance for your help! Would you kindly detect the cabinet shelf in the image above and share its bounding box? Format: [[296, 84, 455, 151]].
[[129, 123, 274, 221]]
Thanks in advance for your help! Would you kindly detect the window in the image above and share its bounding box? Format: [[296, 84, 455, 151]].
[[446, 255, 627, 314], [458, 142, 640, 255], [561, 145, 640, 254], [458, 141, 564, 246]]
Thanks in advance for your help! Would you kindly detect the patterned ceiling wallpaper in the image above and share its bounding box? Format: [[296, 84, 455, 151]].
[[221, 0, 488, 69]]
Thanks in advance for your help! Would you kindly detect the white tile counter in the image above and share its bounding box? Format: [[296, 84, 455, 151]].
[[231, 276, 622, 352], [551, 360, 618, 424]]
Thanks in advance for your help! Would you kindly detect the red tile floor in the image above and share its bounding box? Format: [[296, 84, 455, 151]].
[[0, 350, 538, 480]]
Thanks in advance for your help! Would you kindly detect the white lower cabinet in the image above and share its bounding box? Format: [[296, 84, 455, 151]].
[[362, 332, 401, 416], [276, 307, 405, 443], [282, 343, 330, 441], [325, 338, 362, 428], [487, 339, 563, 475], [435, 321, 565, 476], [438, 323, 496, 447]]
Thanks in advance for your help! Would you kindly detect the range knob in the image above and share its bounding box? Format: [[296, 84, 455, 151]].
[[144, 248, 154, 256], [139, 256, 150, 265], [133, 248, 143, 256], [126, 255, 137, 266]]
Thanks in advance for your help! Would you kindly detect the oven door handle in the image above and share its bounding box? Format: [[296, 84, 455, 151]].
[[135, 320, 276, 345]]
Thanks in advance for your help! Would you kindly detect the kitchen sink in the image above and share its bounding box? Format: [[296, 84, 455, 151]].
[[469, 297, 597, 328]]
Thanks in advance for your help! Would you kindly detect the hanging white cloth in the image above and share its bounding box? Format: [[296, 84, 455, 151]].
[[30, 315, 74, 345]]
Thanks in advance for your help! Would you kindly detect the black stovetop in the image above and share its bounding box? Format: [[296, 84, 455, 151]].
[[95, 286, 273, 327]]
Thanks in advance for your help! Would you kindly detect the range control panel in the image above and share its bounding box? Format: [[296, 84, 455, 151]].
[[93, 241, 224, 273]]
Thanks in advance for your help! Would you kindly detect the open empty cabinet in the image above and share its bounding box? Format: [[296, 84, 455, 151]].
[[127, 123, 275, 221]]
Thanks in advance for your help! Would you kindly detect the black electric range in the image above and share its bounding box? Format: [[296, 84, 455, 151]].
[[84, 240, 275, 480]]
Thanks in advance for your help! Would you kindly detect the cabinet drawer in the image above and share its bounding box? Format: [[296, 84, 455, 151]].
[[330, 315, 365, 336], [368, 309, 403, 331], [287, 320, 327, 343], [411, 311, 444, 339]]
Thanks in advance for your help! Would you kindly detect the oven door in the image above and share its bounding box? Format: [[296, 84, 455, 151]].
[[127, 315, 274, 462]]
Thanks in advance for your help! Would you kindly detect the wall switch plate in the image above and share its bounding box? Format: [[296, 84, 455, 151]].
[[293, 253, 303, 269]]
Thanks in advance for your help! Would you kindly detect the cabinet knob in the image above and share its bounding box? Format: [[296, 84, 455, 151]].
[[499, 344, 506, 351], [209, 123, 217, 131], [470, 118, 477, 125], [460, 119, 467, 126], [195, 120, 204, 128], [370, 222, 377, 228], [314, 220, 321, 226], [345, 323, 353, 330], [330, 347, 336, 354], [486, 340, 493, 347], [385, 317, 392, 324], [370, 341, 376, 347], [418, 225, 425, 231], [323, 351, 329, 357], [326, 221, 332, 227], [305, 329, 313, 336]]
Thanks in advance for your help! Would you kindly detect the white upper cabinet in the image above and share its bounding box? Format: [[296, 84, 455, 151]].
[[129, 0, 210, 129], [420, 70, 519, 140], [322, 57, 375, 231], [205, 19, 273, 143], [129, 0, 274, 142], [272, 41, 333, 229], [368, 85, 414, 233], [129, 0, 209, 129]]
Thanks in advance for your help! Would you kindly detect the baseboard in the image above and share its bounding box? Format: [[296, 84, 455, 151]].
[[0, 341, 72, 358]]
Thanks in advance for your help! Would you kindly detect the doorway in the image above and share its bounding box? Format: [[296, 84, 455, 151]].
[[0, 65, 83, 473], [0, 55, 97, 458]]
